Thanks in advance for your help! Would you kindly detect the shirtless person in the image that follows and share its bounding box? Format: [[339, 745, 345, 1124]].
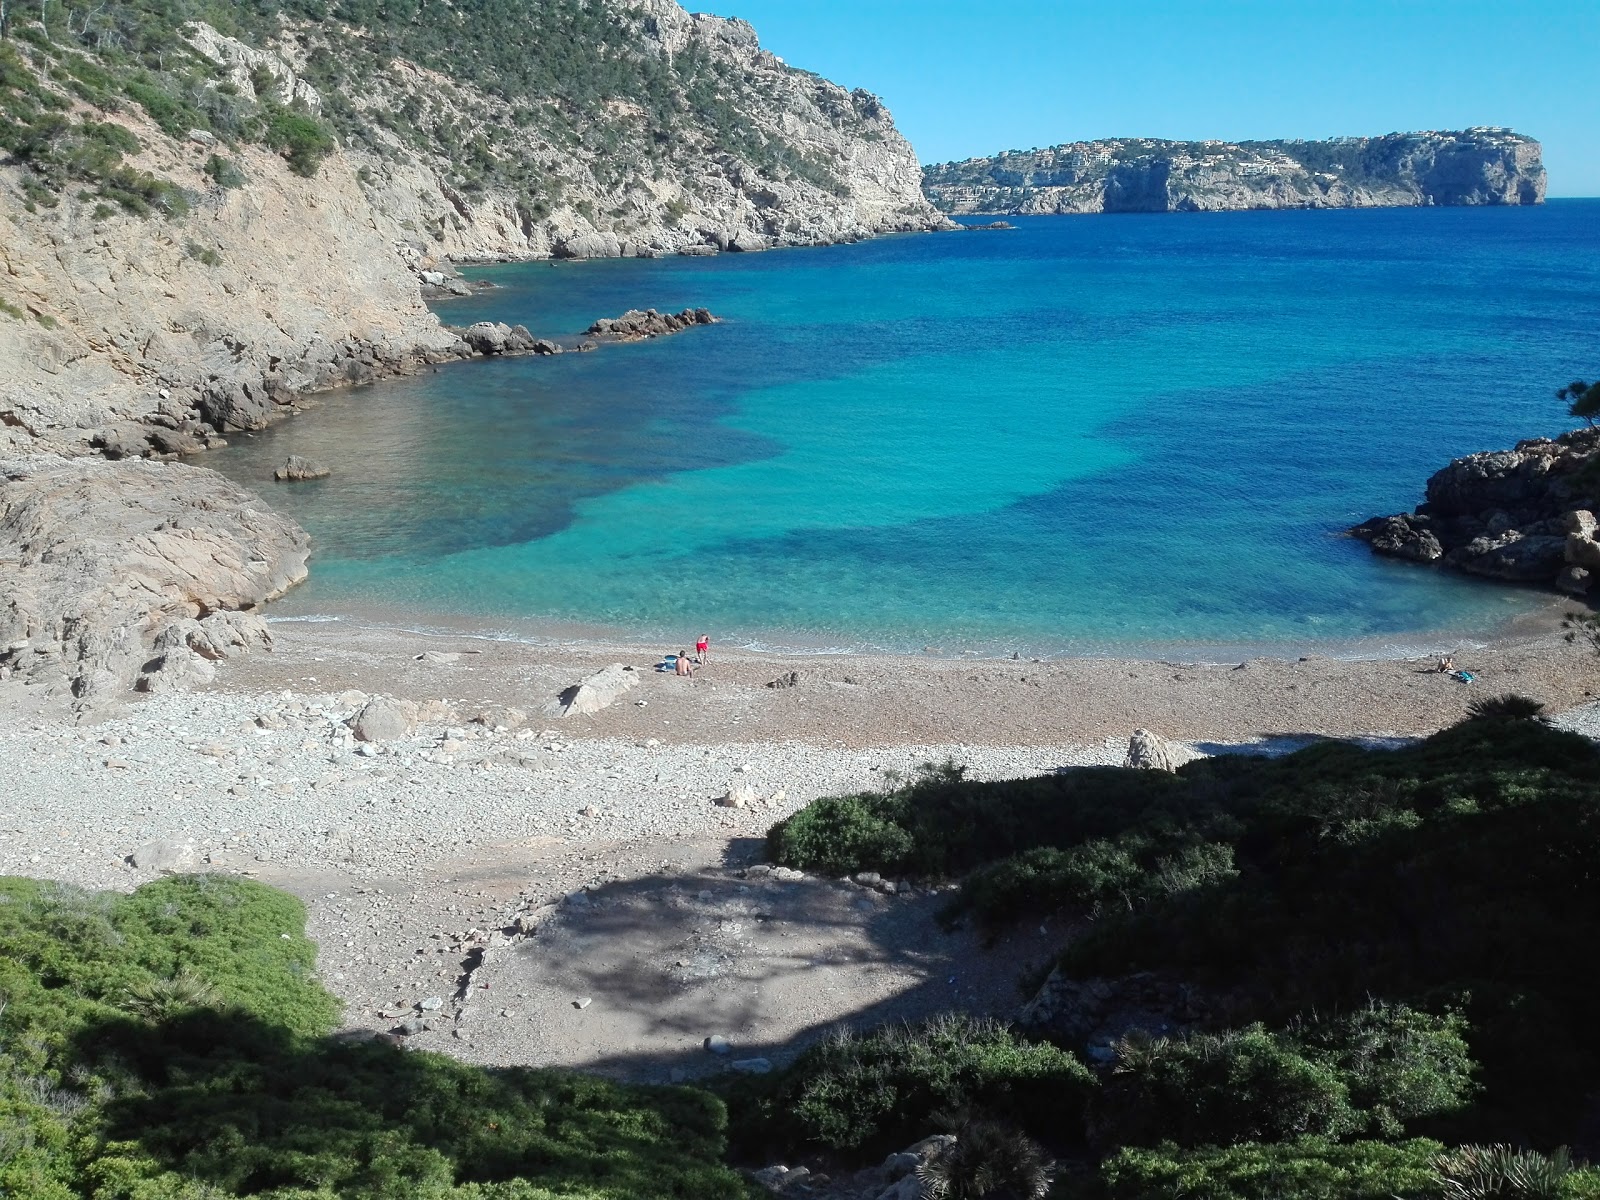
[[675, 651, 695, 677], [696, 634, 710, 665]]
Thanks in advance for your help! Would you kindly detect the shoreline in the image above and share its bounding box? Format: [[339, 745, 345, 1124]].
[[253, 580, 1575, 672]]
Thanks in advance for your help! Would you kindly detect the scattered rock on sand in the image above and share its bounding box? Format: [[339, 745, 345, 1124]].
[[352, 696, 413, 742], [129, 838, 197, 872], [1124, 728, 1198, 772], [767, 671, 802, 689], [555, 664, 638, 717], [273, 455, 331, 481], [417, 651, 461, 665], [718, 785, 756, 809], [731, 1057, 772, 1074]]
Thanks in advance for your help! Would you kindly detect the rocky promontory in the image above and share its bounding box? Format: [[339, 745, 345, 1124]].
[[922, 129, 1545, 215], [1350, 427, 1600, 595]]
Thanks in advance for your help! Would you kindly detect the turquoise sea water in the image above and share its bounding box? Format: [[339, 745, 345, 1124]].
[[212, 202, 1600, 656]]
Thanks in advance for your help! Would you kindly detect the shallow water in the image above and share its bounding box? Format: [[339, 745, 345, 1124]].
[[212, 202, 1600, 656]]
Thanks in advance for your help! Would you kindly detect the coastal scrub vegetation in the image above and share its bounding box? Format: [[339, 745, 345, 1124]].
[[1559, 379, 1600, 426], [0, 873, 749, 1198], [0, 0, 853, 220], [756, 714, 1600, 1196]]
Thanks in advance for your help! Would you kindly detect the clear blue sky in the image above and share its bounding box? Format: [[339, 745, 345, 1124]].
[[705, 1, 1599, 196]]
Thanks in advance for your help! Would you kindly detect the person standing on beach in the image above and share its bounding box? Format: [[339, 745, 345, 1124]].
[[696, 634, 710, 665]]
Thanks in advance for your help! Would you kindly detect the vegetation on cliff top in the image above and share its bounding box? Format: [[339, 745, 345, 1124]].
[[0, 0, 855, 222]]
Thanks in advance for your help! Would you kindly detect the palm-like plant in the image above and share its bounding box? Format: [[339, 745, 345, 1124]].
[[916, 1119, 1054, 1200], [1435, 1144, 1575, 1199], [122, 968, 219, 1021], [1463, 693, 1545, 721]]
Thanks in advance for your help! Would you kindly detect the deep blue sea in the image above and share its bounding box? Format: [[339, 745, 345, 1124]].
[[212, 201, 1600, 657]]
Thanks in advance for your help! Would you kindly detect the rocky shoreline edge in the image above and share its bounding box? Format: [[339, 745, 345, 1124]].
[[1350, 425, 1600, 597], [0, 304, 720, 716]]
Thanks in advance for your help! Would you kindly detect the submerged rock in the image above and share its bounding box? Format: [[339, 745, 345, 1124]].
[[584, 308, 718, 341], [274, 454, 331, 481]]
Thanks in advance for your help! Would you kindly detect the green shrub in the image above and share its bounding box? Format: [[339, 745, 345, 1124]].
[[955, 838, 1238, 926], [727, 1014, 1093, 1158], [1101, 1137, 1447, 1200], [1096, 1005, 1474, 1150], [263, 105, 335, 176], [1098, 1025, 1361, 1147], [0, 874, 749, 1199], [203, 153, 247, 189], [186, 239, 223, 267], [1301, 1004, 1476, 1137]]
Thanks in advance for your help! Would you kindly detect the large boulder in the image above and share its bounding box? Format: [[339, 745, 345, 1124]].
[[0, 456, 307, 713], [556, 664, 639, 717], [1445, 532, 1567, 582], [352, 696, 414, 742], [1124, 729, 1198, 772], [274, 455, 331, 481], [1351, 427, 1600, 592], [1347, 513, 1444, 563]]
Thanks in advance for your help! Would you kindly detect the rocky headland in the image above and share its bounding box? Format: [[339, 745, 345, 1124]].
[[922, 129, 1545, 215], [1350, 427, 1600, 595]]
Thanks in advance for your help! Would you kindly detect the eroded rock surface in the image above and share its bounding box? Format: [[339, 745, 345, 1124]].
[[585, 308, 718, 341], [0, 456, 307, 712], [1351, 428, 1600, 593]]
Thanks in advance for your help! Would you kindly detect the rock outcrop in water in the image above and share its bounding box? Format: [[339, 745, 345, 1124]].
[[922, 129, 1545, 215], [1350, 427, 1600, 595], [585, 308, 719, 341]]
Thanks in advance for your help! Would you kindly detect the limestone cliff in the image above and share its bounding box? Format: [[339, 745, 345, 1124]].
[[923, 130, 1545, 215]]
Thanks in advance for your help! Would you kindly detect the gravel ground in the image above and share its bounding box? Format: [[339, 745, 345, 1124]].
[[5, 624, 1597, 1085], [0, 686, 1134, 887]]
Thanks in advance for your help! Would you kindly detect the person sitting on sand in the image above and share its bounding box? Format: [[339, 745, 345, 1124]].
[[1438, 655, 1456, 674], [696, 634, 710, 664], [675, 651, 695, 677]]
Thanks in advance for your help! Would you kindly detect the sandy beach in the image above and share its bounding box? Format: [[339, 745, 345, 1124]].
[[3, 609, 1597, 1084]]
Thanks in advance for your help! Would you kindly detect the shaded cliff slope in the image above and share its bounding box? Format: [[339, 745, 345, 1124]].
[[922, 129, 1545, 215]]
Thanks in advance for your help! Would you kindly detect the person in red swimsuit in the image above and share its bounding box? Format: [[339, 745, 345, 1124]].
[[696, 634, 710, 665]]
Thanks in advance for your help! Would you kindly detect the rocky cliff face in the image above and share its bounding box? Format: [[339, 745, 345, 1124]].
[[1350, 428, 1600, 595], [1, 0, 943, 457], [923, 130, 1545, 215]]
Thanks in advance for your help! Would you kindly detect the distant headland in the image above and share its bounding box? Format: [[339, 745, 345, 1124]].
[[922, 128, 1545, 215]]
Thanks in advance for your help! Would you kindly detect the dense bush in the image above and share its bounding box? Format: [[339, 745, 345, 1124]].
[[1100, 1137, 1448, 1200], [768, 718, 1600, 1146], [1095, 1006, 1473, 1148], [725, 1014, 1094, 1158], [263, 104, 336, 176], [0, 874, 750, 1199]]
